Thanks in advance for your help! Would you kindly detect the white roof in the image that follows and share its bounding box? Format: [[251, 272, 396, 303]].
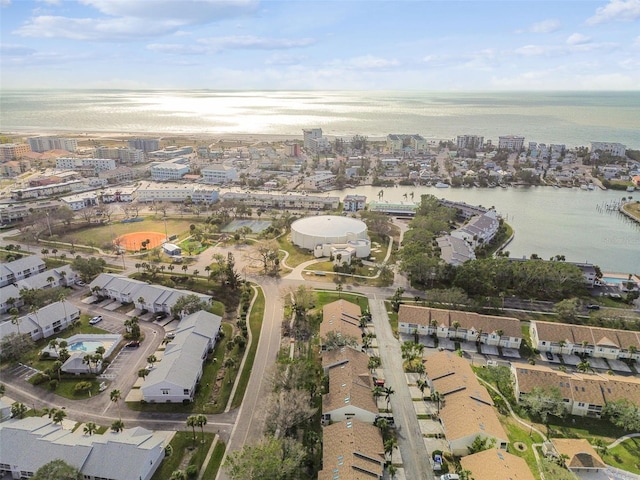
[[291, 215, 367, 237], [0, 256, 45, 276]]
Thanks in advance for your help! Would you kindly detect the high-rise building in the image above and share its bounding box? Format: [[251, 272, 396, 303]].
[[0, 143, 31, 161], [456, 135, 484, 150], [303, 128, 323, 151], [498, 135, 525, 152], [94, 146, 144, 164], [28, 137, 77, 153], [128, 138, 160, 153], [590, 142, 626, 157]]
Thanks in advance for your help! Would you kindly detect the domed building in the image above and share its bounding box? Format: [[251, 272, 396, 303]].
[[290, 215, 371, 262]]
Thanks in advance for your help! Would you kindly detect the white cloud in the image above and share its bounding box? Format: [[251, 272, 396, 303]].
[[514, 45, 555, 56], [147, 43, 207, 55], [329, 55, 400, 70], [14, 0, 259, 41], [521, 18, 562, 33], [586, 0, 640, 25], [199, 35, 315, 50], [36, 0, 61, 5], [634, 35, 640, 47], [1, 0, 11, 6], [566, 33, 591, 45], [264, 54, 305, 66], [0, 43, 37, 56]]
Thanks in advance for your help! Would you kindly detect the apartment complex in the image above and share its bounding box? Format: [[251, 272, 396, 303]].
[[0, 256, 46, 288], [303, 172, 336, 191], [386, 134, 428, 154], [201, 164, 238, 184], [28, 136, 77, 153], [498, 135, 525, 151], [220, 192, 339, 210], [303, 128, 330, 153], [456, 135, 485, 150], [56, 157, 117, 174], [150, 157, 190, 181], [343, 194, 367, 212], [590, 142, 627, 157], [0, 143, 31, 161], [128, 138, 160, 153], [94, 146, 145, 164], [320, 300, 363, 350], [135, 181, 219, 204]]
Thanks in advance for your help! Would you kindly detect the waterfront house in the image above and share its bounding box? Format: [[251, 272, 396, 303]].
[[398, 305, 522, 349]]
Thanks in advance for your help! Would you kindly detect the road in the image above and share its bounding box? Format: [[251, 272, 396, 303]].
[[368, 297, 433, 480]]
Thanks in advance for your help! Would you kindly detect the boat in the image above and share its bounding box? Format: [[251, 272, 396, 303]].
[[588, 183, 595, 190], [580, 184, 588, 190], [627, 186, 636, 192], [435, 182, 449, 188]]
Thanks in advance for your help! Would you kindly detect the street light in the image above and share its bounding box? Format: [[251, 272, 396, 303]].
[[45, 212, 52, 237]]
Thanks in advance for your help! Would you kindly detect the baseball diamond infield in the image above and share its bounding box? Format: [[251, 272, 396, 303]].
[[115, 231, 167, 251]]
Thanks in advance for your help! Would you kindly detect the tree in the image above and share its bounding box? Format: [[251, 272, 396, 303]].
[[33, 459, 82, 480], [0, 332, 35, 363], [110, 389, 122, 419], [467, 435, 495, 454], [195, 413, 207, 442], [52, 409, 67, 424], [322, 331, 359, 351], [384, 436, 398, 463], [432, 391, 444, 414], [520, 386, 567, 424], [417, 379, 429, 399], [11, 402, 28, 419], [225, 436, 306, 480], [110, 419, 125, 432], [170, 294, 209, 318], [138, 368, 150, 380], [602, 399, 640, 432], [71, 256, 107, 282], [83, 422, 98, 436], [383, 386, 395, 411], [9, 307, 21, 335], [264, 389, 317, 438], [186, 415, 199, 446], [169, 471, 187, 480], [554, 297, 581, 323], [74, 381, 92, 396]]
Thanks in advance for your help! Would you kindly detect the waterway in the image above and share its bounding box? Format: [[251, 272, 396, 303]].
[[329, 185, 640, 274]]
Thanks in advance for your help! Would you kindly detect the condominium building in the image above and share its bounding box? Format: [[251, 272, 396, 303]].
[[498, 135, 525, 151], [285, 143, 301, 157], [0, 143, 31, 161], [28, 136, 77, 153], [303, 172, 336, 191], [135, 181, 219, 204], [150, 157, 190, 181], [201, 164, 238, 184], [56, 157, 117, 174], [590, 142, 627, 157], [386, 134, 428, 154], [128, 138, 160, 153], [220, 192, 339, 210], [303, 128, 323, 150], [94, 146, 145, 164], [456, 134, 484, 150], [148, 146, 193, 160], [343, 194, 367, 212]]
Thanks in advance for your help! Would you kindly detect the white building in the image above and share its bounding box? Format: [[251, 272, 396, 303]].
[[100, 186, 137, 203], [28, 136, 77, 153], [343, 194, 367, 212], [0, 284, 22, 314], [94, 146, 145, 164], [0, 417, 170, 480], [436, 235, 476, 266], [456, 135, 484, 150], [303, 128, 323, 151], [221, 192, 338, 210], [498, 135, 525, 151], [15, 265, 77, 291], [135, 181, 219, 204], [148, 146, 193, 160], [590, 141, 627, 157], [142, 311, 221, 403], [303, 172, 336, 191], [450, 209, 500, 248], [150, 157, 190, 181], [201, 164, 238, 184], [291, 215, 371, 260], [60, 192, 98, 211], [56, 157, 117, 174], [0, 256, 46, 288], [0, 300, 80, 342]]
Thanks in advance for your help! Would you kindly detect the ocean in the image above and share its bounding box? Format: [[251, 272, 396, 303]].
[[1, 90, 639, 148]]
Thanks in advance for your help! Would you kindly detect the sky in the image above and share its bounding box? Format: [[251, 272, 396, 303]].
[[1, 0, 640, 90]]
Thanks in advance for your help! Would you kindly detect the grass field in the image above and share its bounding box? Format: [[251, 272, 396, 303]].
[[608, 437, 640, 474], [622, 202, 640, 222]]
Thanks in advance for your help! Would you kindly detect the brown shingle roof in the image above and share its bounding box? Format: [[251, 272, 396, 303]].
[[322, 360, 377, 415], [318, 420, 385, 480], [460, 448, 536, 480], [533, 320, 640, 350], [322, 346, 370, 373], [399, 305, 522, 338], [321, 300, 363, 344], [552, 439, 606, 469]]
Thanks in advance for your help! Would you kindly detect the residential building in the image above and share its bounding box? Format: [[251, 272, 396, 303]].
[[439, 199, 488, 219], [551, 439, 606, 474], [529, 320, 640, 360], [15, 265, 77, 290], [0, 300, 80, 342], [368, 201, 418, 216], [135, 181, 219, 204], [343, 194, 367, 212], [512, 363, 640, 418], [94, 146, 145, 164], [386, 134, 428, 154], [201, 164, 238, 184], [450, 209, 500, 248], [100, 186, 136, 203], [460, 449, 535, 480], [398, 305, 523, 349], [98, 166, 135, 184], [89, 273, 212, 315], [150, 157, 190, 181], [60, 192, 98, 211], [148, 146, 193, 160], [191, 185, 220, 204], [285, 143, 301, 157], [0, 143, 31, 161], [56, 157, 117, 174], [0, 284, 22, 314], [318, 420, 384, 480], [1, 160, 31, 177], [128, 138, 160, 153], [10, 179, 84, 200], [304, 172, 336, 191], [221, 192, 339, 210], [320, 300, 363, 349], [303, 128, 323, 150], [28, 136, 78, 153], [321, 345, 370, 375], [0, 256, 46, 288], [0, 417, 170, 480], [590, 142, 626, 157], [424, 351, 509, 456], [498, 135, 525, 151], [456, 135, 485, 150], [142, 310, 221, 403], [436, 234, 476, 266], [0, 201, 60, 224]]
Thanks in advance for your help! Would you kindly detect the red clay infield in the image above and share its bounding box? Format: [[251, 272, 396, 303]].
[[115, 231, 166, 251]]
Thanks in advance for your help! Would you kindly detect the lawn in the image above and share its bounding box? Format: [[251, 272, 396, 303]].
[[499, 415, 544, 480], [622, 202, 640, 222], [607, 437, 640, 474], [315, 291, 369, 311], [277, 235, 314, 267], [202, 441, 226, 478], [150, 432, 214, 480]]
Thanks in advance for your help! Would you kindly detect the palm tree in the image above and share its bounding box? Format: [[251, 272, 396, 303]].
[[9, 308, 21, 335], [11, 402, 28, 419], [577, 360, 591, 373], [383, 386, 395, 411], [186, 415, 198, 446], [53, 360, 63, 382], [138, 368, 150, 380], [110, 420, 125, 432], [388, 463, 398, 479], [417, 379, 429, 399], [46, 276, 55, 288], [147, 355, 157, 367], [432, 391, 444, 414], [110, 389, 122, 419], [48, 339, 59, 354], [195, 414, 207, 442], [83, 422, 98, 436], [52, 409, 67, 425], [52, 248, 58, 258], [43, 407, 57, 418], [372, 385, 384, 407], [384, 436, 398, 463], [29, 305, 42, 335]]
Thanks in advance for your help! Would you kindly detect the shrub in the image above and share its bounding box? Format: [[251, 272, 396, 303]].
[[186, 465, 198, 478], [49, 379, 59, 390], [30, 373, 50, 385]]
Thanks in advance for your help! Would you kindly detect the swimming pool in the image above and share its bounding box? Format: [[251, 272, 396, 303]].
[[68, 341, 105, 354], [603, 276, 631, 285]]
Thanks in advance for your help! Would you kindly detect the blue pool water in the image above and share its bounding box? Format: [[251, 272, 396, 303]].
[[68, 341, 104, 353], [602, 277, 629, 285]]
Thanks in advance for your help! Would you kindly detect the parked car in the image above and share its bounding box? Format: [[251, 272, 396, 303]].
[[545, 352, 554, 361], [155, 312, 168, 321], [125, 341, 140, 348], [586, 304, 601, 310], [89, 316, 103, 325], [440, 475, 460, 480], [165, 332, 176, 340], [75, 280, 86, 287]]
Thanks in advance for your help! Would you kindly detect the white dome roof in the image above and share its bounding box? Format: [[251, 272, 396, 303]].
[[291, 215, 367, 237]]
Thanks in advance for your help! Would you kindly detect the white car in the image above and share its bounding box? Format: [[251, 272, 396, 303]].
[[89, 316, 103, 325], [440, 475, 460, 480]]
